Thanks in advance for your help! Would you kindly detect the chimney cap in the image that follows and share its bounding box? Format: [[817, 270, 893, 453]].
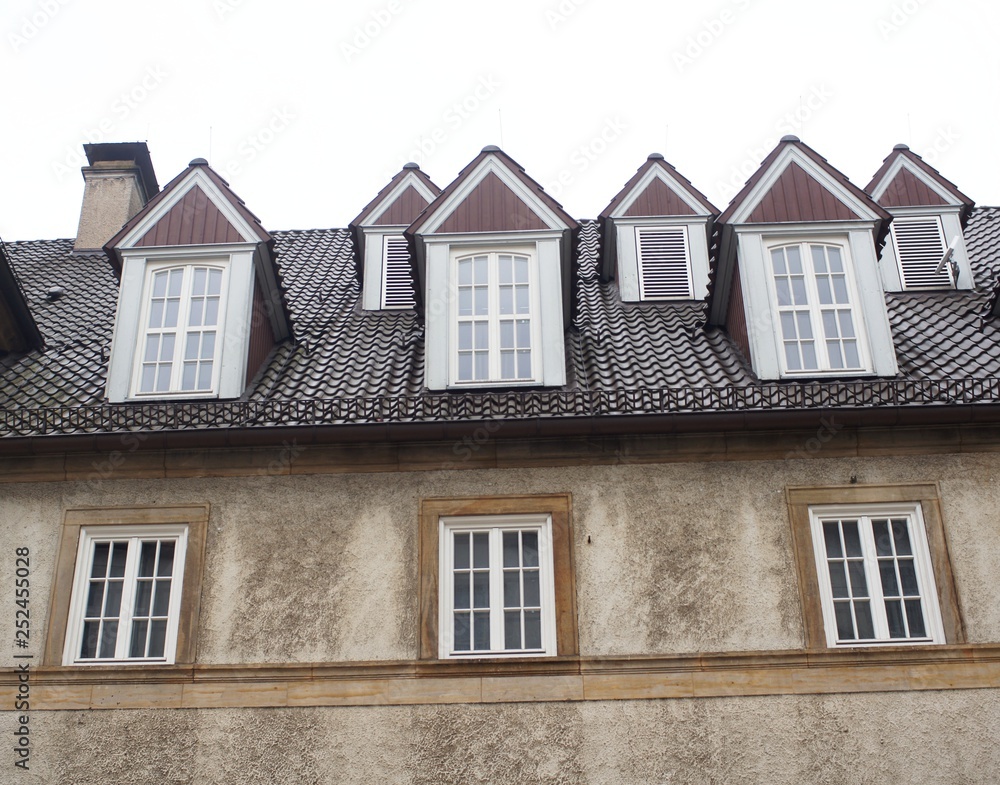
[[402, 161, 421, 170], [83, 142, 159, 197], [189, 157, 209, 166]]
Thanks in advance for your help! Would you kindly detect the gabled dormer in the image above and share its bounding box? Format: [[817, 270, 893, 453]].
[[866, 144, 975, 291], [0, 241, 44, 355], [350, 163, 441, 310], [407, 145, 578, 390], [709, 136, 896, 381], [599, 153, 718, 302], [104, 159, 292, 402]]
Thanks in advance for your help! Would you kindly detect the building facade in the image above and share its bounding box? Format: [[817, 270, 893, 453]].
[[2, 138, 1000, 783]]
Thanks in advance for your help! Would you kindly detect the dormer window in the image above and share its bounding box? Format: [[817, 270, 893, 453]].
[[453, 250, 538, 384], [135, 263, 226, 395], [636, 225, 694, 300], [768, 240, 869, 374], [889, 216, 953, 290]]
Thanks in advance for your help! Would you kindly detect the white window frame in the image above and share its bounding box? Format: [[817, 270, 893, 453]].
[[764, 236, 872, 377], [438, 514, 557, 658], [809, 503, 945, 647], [890, 216, 954, 290], [636, 225, 695, 300], [448, 247, 543, 387], [63, 524, 189, 665], [130, 259, 231, 398]]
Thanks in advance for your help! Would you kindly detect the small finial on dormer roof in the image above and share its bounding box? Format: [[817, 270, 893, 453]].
[[481, 145, 501, 153], [647, 152, 665, 161], [402, 161, 420, 170], [189, 157, 209, 166], [780, 135, 800, 143], [893, 143, 910, 151]]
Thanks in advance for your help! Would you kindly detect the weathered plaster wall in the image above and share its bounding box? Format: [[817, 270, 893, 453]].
[[9, 690, 1000, 784], [2, 450, 1000, 664]]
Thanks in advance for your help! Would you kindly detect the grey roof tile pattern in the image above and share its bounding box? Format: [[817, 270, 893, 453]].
[[2, 208, 1000, 436]]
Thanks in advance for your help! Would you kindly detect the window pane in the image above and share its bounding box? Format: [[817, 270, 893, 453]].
[[458, 289, 472, 316], [160, 334, 175, 362], [104, 580, 123, 616], [153, 580, 172, 616], [80, 621, 100, 658], [85, 582, 105, 617], [164, 299, 179, 328], [524, 610, 542, 649], [823, 522, 843, 558], [501, 352, 515, 379], [473, 612, 490, 650], [516, 320, 530, 348], [197, 360, 214, 389], [775, 279, 791, 306], [842, 341, 860, 369], [152, 271, 168, 298], [515, 286, 529, 314], [474, 352, 489, 380], [130, 621, 148, 657], [148, 620, 167, 657], [192, 268, 207, 296], [523, 570, 540, 607], [827, 342, 844, 370], [458, 258, 472, 286], [110, 542, 128, 577], [879, 560, 900, 597], [182, 363, 197, 391], [473, 572, 490, 608], [842, 521, 862, 557], [99, 621, 119, 658], [188, 298, 203, 327], [791, 277, 807, 305], [891, 519, 912, 555], [167, 269, 184, 297], [886, 599, 906, 637], [499, 255, 512, 284], [208, 268, 223, 295], [833, 276, 849, 304], [500, 321, 514, 350], [474, 322, 488, 350], [873, 520, 892, 556], [474, 288, 488, 316], [828, 561, 848, 598], [847, 561, 868, 597], [834, 602, 855, 639], [800, 341, 817, 370], [898, 559, 919, 596], [822, 311, 838, 338], [827, 246, 843, 272], [838, 311, 855, 339], [158, 542, 175, 577], [454, 572, 470, 610], [811, 245, 827, 274], [771, 248, 786, 275], [522, 531, 538, 567], [149, 300, 164, 329], [786, 246, 802, 274], [515, 256, 529, 282], [905, 599, 926, 638], [796, 312, 813, 340], [458, 322, 472, 351], [139, 541, 157, 577], [817, 277, 833, 305], [134, 581, 152, 616], [91, 542, 110, 578], [503, 532, 519, 568], [504, 571, 520, 607], [454, 532, 470, 569], [517, 351, 531, 379], [855, 601, 875, 639], [504, 610, 521, 649], [458, 354, 472, 381], [474, 256, 488, 284], [454, 613, 470, 651]]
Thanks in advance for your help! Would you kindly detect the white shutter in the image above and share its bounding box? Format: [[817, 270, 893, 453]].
[[381, 234, 415, 309], [636, 226, 693, 299], [892, 218, 952, 289]]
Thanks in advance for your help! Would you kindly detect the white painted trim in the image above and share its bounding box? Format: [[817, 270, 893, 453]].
[[609, 165, 713, 218], [420, 230, 566, 245], [361, 228, 395, 311], [808, 502, 945, 647], [419, 156, 570, 234], [63, 524, 189, 666], [879, 206, 973, 292], [728, 146, 883, 225], [868, 155, 964, 206], [438, 514, 557, 658], [117, 167, 262, 248], [362, 171, 439, 226]]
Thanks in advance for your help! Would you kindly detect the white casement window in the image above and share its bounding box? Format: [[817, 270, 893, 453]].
[[381, 234, 415, 309], [809, 505, 944, 647], [452, 251, 538, 384], [133, 263, 228, 395], [636, 226, 694, 299], [64, 525, 188, 664], [891, 217, 953, 289], [439, 514, 557, 658], [768, 241, 869, 375]]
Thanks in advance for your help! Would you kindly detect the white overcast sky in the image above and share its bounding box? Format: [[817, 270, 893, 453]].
[[2, 0, 998, 241]]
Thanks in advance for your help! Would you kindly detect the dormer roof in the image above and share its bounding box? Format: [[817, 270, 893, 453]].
[[599, 153, 718, 220], [718, 136, 891, 225], [104, 159, 272, 270], [407, 146, 578, 236], [350, 163, 442, 228], [865, 144, 974, 220]]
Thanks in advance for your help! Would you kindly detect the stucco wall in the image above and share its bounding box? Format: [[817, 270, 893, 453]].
[[2, 450, 1000, 664], [8, 690, 1000, 784]]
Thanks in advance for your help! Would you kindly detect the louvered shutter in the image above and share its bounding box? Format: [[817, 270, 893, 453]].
[[381, 234, 415, 309], [892, 218, 952, 289], [636, 226, 693, 299]]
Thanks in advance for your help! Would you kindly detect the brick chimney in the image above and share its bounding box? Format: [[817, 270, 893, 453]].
[[73, 142, 159, 252]]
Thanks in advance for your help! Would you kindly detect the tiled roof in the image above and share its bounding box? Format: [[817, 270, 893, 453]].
[[3, 209, 1000, 437]]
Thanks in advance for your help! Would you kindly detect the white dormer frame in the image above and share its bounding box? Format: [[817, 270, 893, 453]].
[[106, 168, 281, 402], [359, 171, 438, 311]]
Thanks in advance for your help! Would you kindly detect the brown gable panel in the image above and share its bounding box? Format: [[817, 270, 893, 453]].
[[746, 162, 860, 223], [373, 185, 431, 226], [435, 171, 547, 233], [725, 258, 752, 367], [877, 167, 948, 208], [135, 185, 244, 246], [246, 278, 277, 386], [622, 176, 697, 217]]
